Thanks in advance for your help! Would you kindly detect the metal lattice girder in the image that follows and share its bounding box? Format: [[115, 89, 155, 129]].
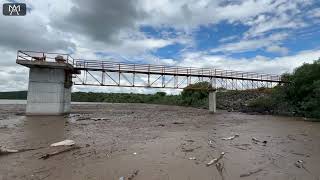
[[72, 69, 281, 90], [17, 50, 285, 90]]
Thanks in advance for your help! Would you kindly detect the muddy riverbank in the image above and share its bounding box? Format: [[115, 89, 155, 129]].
[[0, 103, 319, 180]]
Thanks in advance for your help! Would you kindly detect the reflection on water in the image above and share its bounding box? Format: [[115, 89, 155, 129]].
[[0, 116, 25, 128], [0, 115, 69, 147], [23, 116, 67, 146]]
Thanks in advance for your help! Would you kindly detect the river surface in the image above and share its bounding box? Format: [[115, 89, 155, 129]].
[[0, 99, 112, 104], [0, 102, 319, 180]]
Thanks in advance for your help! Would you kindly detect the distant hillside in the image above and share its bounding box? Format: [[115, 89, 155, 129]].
[[0, 91, 27, 99]]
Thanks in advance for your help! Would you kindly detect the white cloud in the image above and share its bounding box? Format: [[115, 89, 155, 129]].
[[309, 8, 320, 18], [139, 0, 278, 29], [219, 35, 238, 43], [266, 45, 289, 55], [178, 49, 320, 74], [69, 32, 183, 59], [138, 0, 312, 31], [211, 33, 288, 53], [0, 66, 28, 91], [245, 14, 306, 38]]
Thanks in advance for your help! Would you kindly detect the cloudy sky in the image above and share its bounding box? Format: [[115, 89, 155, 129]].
[[0, 0, 320, 93]]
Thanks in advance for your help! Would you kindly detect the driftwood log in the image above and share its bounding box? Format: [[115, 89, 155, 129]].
[[39, 145, 81, 160]]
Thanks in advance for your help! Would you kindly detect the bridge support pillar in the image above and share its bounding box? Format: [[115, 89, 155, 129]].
[[209, 89, 216, 113], [26, 68, 72, 115], [17, 59, 74, 115]]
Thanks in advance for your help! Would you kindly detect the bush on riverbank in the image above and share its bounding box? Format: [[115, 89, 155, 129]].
[[71, 91, 182, 105], [180, 82, 210, 108], [283, 59, 320, 118], [247, 59, 320, 119]]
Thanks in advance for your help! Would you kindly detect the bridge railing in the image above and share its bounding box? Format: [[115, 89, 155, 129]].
[[17, 50, 75, 65], [74, 60, 282, 82], [16, 50, 282, 83]]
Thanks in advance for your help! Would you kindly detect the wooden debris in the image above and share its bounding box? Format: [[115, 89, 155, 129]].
[[216, 162, 225, 180], [128, 170, 139, 180], [39, 145, 81, 160], [295, 161, 303, 168], [50, 140, 75, 147], [185, 139, 194, 143], [252, 137, 267, 145], [294, 160, 309, 172], [252, 137, 260, 143], [0, 146, 18, 155], [182, 146, 201, 152], [172, 122, 184, 125], [206, 152, 225, 167], [119, 170, 139, 180], [208, 140, 214, 145], [0, 146, 43, 156], [222, 134, 239, 140], [76, 117, 90, 121], [90, 117, 110, 121], [157, 124, 165, 127]]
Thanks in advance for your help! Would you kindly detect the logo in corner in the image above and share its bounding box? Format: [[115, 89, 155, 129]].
[[3, 3, 26, 16]]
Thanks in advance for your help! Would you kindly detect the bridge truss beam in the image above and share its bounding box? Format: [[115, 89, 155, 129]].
[[73, 69, 279, 90], [16, 50, 284, 90]]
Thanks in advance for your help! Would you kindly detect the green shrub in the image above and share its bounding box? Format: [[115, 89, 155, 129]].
[[280, 59, 320, 118], [247, 96, 275, 112], [180, 82, 210, 108], [247, 59, 320, 118]]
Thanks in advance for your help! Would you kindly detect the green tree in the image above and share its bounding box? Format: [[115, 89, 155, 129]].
[[248, 59, 320, 118], [283, 59, 320, 118]]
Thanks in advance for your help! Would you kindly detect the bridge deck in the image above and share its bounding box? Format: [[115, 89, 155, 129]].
[[16, 50, 284, 90], [74, 60, 281, 83]]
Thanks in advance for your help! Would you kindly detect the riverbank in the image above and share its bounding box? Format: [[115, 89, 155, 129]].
[[0, 103, 319, 180], [0, 89, 271, 110]]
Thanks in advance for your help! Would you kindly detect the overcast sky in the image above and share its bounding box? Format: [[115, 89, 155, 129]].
[[0, 0, 320, 93]]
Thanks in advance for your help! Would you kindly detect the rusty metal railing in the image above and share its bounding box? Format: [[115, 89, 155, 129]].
[[16, 50, 284, 90], [73, 59, 282, 82], [17, 50, 75, 65]]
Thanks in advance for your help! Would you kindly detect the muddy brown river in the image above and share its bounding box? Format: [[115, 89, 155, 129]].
[[0, 103, 319, 180]]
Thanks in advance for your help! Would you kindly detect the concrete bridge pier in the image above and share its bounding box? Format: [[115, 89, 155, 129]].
[[26, 68, 72, 115], [209, 77, 217, 113], [17, 59, 75, 115], [209, 89, 217, 113]]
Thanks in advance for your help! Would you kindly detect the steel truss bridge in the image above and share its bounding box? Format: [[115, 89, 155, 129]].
[[17, 51, 284, 90]]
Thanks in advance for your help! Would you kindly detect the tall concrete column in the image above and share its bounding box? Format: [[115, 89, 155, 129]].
[[63, 71, 72, 113], [63, 87, 71, 113], [26, 68, 72, 115], [209, 90, 216, 113], [209, 77, 217, 113]]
